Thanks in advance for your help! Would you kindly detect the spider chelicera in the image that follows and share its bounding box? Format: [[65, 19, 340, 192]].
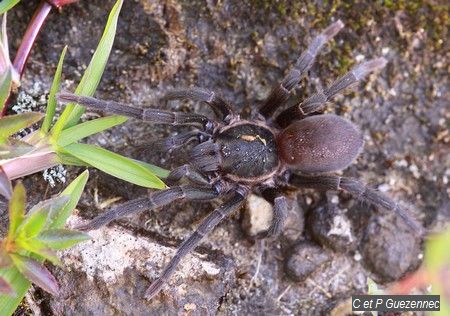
[[57, 20, 422, 300]]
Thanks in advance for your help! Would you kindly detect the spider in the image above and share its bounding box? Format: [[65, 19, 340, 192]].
[[57, 20, 423, 300]]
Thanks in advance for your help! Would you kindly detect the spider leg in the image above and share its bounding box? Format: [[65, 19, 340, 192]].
[[163, 87, 235, 123], [57, 93, 214, 130], [289, 174, 424, 236], [256, 188, 288, 239], [145, 188, 247, 299], [76, 185, 219, 231], [259, 20, 344, 118], [166, 164, 210, 186], [275, 58, 387, 127], [153, 131, 204, 152]]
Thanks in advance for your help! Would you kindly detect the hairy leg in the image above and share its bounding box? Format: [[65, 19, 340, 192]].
[[163, 87, 235, 123], [145, 188, 247, 299], [289, 174, 424, 236], [57, 93, 214, 130], [76, 185, 220, 231], [276, 58, 387, 127], [166, 164, 210, 186], [259, 20, 344, 118], [256, 188, 288, 239], [153, 131, 205, 152]]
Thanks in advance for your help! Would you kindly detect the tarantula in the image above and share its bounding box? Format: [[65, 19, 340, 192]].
[[58, 20, 422, 299]]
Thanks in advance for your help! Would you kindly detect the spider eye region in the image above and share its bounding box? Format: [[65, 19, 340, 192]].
[[216, 123, 279, 180], [277, 114, 363, 173]]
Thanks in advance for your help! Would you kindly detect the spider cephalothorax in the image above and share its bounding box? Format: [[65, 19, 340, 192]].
[[57, 19, 422, 300]]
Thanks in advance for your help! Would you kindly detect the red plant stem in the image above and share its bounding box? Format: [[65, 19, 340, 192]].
[[0, 0, 79, 117], [0, 1, 51, 117], [1, 151, 59, 180], [12, 1, 52, 78], [46, 0, 79, 9]]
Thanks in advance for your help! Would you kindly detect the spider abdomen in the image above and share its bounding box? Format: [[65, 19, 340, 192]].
[[215, 123, 279, 181], [277, 114, 363, 173]]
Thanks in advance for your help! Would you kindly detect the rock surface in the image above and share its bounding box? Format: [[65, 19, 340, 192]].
[[4, 0, 448, 315]]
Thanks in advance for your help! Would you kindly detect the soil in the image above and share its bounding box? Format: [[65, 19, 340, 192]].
[[4, 0, 449, 315]]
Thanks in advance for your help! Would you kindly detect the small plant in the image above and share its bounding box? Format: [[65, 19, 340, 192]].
[[0, 171, 89, 314], [0, 0, 168, 200]]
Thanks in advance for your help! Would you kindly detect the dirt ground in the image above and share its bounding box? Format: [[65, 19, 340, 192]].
[[4, 0, 449, 315]]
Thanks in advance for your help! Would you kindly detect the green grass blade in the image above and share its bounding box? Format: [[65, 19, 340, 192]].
[[56, 115, 128, 147], [25, 195, 70, 236], [0, 267, 30, 314], [0, 139, 34, 160], [9, 254, 59, 296], [55, 0, 123, 130], [0, 0, 20, 14], [63, 143, 166, 189], [16, 207, 49, 239], [57, 152, 89, 167], [50, 170, 89, 228], [36, 229, 90, 250], [0, 112, 44, 141], [0, 67, 12, 114], [132, 159, 170, 179], [0, 276, 15, 297], [50, 101, 72, 140], [14, 239, 62, 266], [41, 46, 67, 133], [7, 182, 25, 240]]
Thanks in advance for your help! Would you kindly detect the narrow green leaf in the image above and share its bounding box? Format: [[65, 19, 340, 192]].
[[0, 66, 12, 115], [14, 239, 62, 266], [16, 207, 49, 239], [7, 182, 25, 239], [27, 195, 70, 230], [0, 276, 15, 297], [37, 229, 90, 250], [41, 46, 67, 133], [56, 115, 128, 146], [132, 159, 170, 179], [0, 112, 44, 140], [63, 143, 166, 189], [10, 254, 59, 296], [0, 138, 34, 159], [57, 152, 89, 166], [56, 0, 123, 129], [0, 0, 20, 14], [0, 267, 29, 313], [50, 170, 89, 228], [50, 101, 72, 140]]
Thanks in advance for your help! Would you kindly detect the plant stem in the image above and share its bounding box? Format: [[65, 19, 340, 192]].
[[46, 0, 79, 9], [12, 1, 52, 78], [1, 151, 59, 180], [0, 0, 79, 117]]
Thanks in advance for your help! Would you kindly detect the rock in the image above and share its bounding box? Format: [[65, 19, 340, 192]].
[[281, 197, 305, 243], [47, 216, 235, 315], [285, 241, 332, 282], [308, 203, 357, 253], [242, 194, 273, 237], [360, 214, 422, 283]]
